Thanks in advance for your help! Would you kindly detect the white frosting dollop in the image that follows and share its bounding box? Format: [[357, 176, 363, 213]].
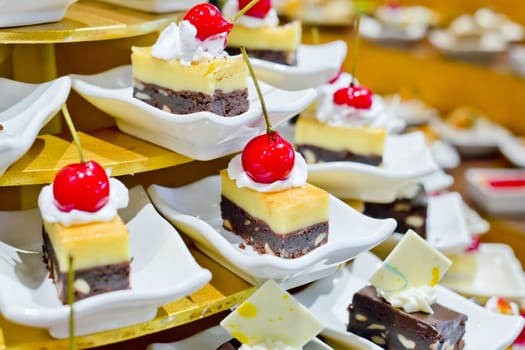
[[315, 72, 404, 132], [227, 151, 307, 192], [239, 339, 300, 350], [151, 20, 228, 65], [222, 0, 279, 28], [38, 177, 129, 227], [379, 285, 436, 314]]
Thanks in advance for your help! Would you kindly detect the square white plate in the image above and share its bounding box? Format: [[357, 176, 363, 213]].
[[97, 0, 204, 13], [70, 65, 316, 161], [148, 325, 333, 350], [294, 252, 525, 350], [0, 0, 77, 27], [0, 76, 71, 177], [499, 135, 525, 168], [147, 176, 396, 289], [249, 41, 347, 91], [0, 186, 211, 338], [442, 243, 525, 300]]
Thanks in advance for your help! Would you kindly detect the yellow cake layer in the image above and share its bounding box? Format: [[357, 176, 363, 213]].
[[44, 216, 130, 272], [220, 169, 329, 234], [227, 21, 301, 51], [131, 46, 248, 95], [294, 115, 387, 156]]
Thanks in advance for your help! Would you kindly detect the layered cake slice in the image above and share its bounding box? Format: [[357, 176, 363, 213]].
[[347, 231, 467, 349], [38, 160, 130, 303], [295, 73, 397, 166], [222, 0, 301, 65], [131, 4, 249, 117]]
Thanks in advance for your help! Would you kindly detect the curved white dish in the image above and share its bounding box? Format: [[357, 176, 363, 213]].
[[360, 16, 427, 44], [306, 132, 440, 202], [0, 76, 71, 177], [97, 0, 204, 13], [294, 252, 525, 350], [70, 65, 316, 161], [250, 41, 347, 90], [428, 29, 508, 58], [148, 325, 333, 350], [0, 0, 77, 28], [499, 135, 525, 168], [147, 176, 396, 289], [0, 186, 211, 339], [442, 244, 525, 300]]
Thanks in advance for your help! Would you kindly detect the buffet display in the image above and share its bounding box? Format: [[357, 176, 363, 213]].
[[1, 0, 525, 349]]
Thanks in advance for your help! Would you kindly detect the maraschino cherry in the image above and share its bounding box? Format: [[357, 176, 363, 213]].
[[333, 84, 373, 109], [240, 47, 295, 183], [183, 3, 233, 41], [238, 0, 272, 18], [52, 105, 110, 213]]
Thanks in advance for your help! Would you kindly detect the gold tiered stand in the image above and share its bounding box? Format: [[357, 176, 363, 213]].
[[0, 1, 255, 348]]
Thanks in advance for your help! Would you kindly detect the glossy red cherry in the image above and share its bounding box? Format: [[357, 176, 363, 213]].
[[241, 131, 295, 184], [333, 85, 373, 109], [183, 3, 233, 41], [53, 160, 110, 213], [238, 0, 272, 18]]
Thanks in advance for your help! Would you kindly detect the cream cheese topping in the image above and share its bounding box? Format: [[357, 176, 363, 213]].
[[379, 285, 436, 314], [151, 20, 228, 65], [227, 151, 307, 192], [239, 340, 301, 350], [222, 0, 279, 28], [38, 177, 129, 227], [316, 73, 404, 132]]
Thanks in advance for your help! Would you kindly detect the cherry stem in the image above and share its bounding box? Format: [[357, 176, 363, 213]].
[[311, 27, 320, 44], [350, 13, 361, 87], [241, 47, 274, 134], [61, 104, 85, 164], [68, 255, 77, 350], [232, 0, 262, 22]]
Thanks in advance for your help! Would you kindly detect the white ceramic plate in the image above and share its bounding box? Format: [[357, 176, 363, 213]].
[[360, 16, 428, 44], [294, 252, 525, 350], [432, 118, 511, 157], [0, 186, 211, 339], [442, 244, 525, 300], [97, 0, 204, 13], [428, 29, 508, 58], [306, 132, 440, 202], [499, 135, 525, 168], [250, 41, 347, 90], [70, 65, 316, 161], [0, 0, 77, 27], [0, 76, 71, 177], [147, 176, 396, 289], [148, 325, 333, 350]]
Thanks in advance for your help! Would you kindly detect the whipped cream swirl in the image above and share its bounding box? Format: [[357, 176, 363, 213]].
[[38, 177, 129, 227], [227, 152, 307, 192], [239, 340, 301, 350], [151, 21, 228, 65], [315, 72, 404, 132], [379, 285, 436, 314], [222, 0, 279, 28]]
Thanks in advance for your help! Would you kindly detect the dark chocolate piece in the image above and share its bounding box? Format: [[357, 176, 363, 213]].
[[220, 196, 328, 258], [348, 285, 467, 350], [226, 47, 297, 66], [364, 185, 427, 238], [133, 81, 249, 117], [216, 338, 242, 350], [43, 230, 130, 304], [296, 144, 382, 166]]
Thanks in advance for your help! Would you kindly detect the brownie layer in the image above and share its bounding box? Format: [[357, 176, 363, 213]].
[[216, 338, 242, 350], [348, 285, 467, 350], [220, 196, 328, 258], [364, 186, 428, 238], [133, 81, 248, 117], [226, 47, 297, 66], [297, 144, 382, 166], [43, 229, 130, 304]]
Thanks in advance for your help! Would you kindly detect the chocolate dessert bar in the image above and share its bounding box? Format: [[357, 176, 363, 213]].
[[226, 47, 297, 66], [348, 285, 467, 350], [216, 338, 242, 350], [220, 196, 328, 258], [296, 144, 382, 166]]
